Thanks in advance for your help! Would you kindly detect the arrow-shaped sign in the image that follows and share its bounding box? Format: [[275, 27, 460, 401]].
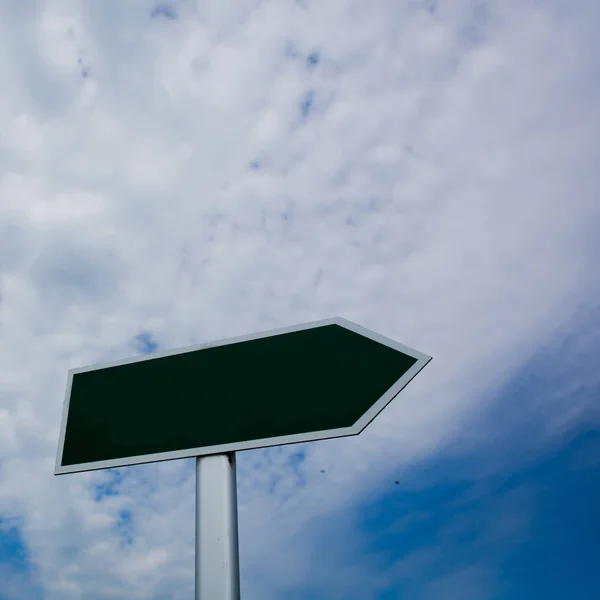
[[55, 317, 431, 476]]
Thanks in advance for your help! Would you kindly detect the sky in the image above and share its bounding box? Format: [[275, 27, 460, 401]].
[[0, 0, 599, 598]]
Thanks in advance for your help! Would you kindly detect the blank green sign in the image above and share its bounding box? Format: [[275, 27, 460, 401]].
[[57, 321, 429, 474]]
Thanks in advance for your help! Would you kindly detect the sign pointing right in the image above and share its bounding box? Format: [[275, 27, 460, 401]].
[[55, 317, 431, 600], [56, 317, 431, 475]]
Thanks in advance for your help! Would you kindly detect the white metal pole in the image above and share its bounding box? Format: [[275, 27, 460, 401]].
[[195, 453, 240, 600]]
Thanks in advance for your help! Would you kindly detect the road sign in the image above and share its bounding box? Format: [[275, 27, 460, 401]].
[[55, 317, 431, 476], [54, 317, 431, 599]]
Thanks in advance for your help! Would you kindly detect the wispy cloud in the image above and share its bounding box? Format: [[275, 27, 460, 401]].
[[0, 0, 598, 598]]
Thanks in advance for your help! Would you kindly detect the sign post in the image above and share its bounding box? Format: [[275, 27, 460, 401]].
[[195, 453, 240, 600], [54, 317, 431, 597]]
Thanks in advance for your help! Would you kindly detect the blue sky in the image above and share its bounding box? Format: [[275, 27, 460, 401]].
[[0, 0, 599, 598], [273, 426, 600, 600], [131, 303, 600, 600], [3, 420, 599, 599], [235, 297, 600, 599]]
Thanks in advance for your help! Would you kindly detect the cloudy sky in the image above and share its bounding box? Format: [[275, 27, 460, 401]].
[[1, 0, 599, 598]]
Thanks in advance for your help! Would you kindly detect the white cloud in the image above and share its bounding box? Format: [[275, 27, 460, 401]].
[[0, 0, 599, 597]]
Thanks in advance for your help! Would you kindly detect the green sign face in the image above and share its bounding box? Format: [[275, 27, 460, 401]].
[[55, 318, 431, 475]]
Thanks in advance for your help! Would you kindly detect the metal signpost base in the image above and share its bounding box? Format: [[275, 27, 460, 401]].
[[195, 453, 241, 600]]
